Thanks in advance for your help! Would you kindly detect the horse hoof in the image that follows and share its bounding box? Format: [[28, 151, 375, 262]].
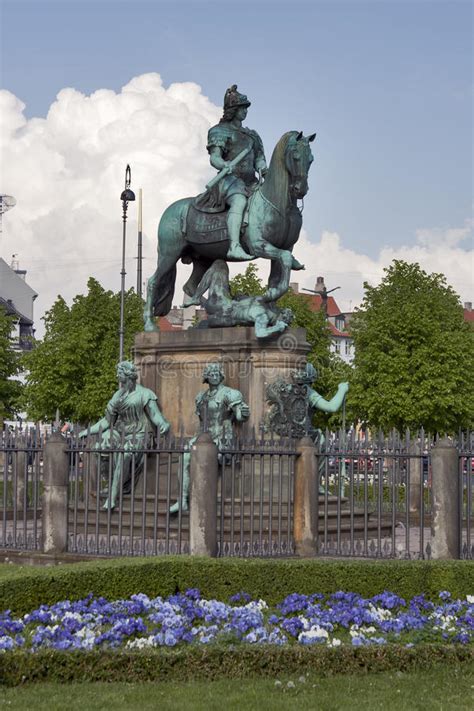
[[291, 258, 305, 271], [144, 319, 159, 333]]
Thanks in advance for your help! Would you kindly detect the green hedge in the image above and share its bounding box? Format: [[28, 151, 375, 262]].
[[1, 645, 472, 686], [1, 557, 473, 616]]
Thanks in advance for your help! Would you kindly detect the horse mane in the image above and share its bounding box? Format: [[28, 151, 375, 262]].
[[261, 131, 297, 209]]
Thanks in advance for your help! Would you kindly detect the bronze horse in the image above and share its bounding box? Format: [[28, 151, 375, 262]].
[[144, 130, 315, 330]]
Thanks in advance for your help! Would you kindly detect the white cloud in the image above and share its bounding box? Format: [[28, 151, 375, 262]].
[[0, 74, 219, 334], [285, 226, 473, 312], [415, 218, 473, 248], [0, 73, 472, 337]]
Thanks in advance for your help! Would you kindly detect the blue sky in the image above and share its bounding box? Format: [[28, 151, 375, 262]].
[[0, 0, 472, 319]]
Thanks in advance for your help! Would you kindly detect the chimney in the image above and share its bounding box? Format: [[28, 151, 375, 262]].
[[289, 282, 299, 293], [313, 276, 326, 293], [464, 302, 472, 311]]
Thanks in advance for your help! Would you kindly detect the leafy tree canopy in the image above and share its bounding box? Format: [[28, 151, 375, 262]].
[[349, 260, 474, 432], [21, 278, 144, 423], [0, 305, 23, 421]]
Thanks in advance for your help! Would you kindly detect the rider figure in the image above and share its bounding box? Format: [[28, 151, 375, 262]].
[[207, 84, 267, 262]]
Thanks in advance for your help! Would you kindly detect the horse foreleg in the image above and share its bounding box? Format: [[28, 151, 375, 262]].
[[252, 243, 293, 301]]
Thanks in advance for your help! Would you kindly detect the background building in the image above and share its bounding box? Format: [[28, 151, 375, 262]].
[[0, 257, 37, 351], [290, 277, 354, 364]]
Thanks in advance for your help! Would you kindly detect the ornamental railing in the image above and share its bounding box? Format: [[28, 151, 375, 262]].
[[217, 435, 297, 557], [0, 427, 472, 560], [66, 431, 189, 556], [0, 427, 44, 551]]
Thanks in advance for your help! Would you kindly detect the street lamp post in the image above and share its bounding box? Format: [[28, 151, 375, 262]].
[[119, 165, 136, 362]]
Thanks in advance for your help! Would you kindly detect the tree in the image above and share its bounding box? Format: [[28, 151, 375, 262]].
[[21, 278, 144, 423], [229, 262, 265, 298], [349, 260, 474, 432], [229, 265, 352, 427], [0, 306, 23, 421]]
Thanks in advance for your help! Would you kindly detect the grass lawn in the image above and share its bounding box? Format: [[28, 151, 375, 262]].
[[1, 666, 473, 710]]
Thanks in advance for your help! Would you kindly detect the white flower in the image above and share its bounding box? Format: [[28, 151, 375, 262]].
[[330, 638, 342, 647], [298, 626, 329, 643], [126, 636, 156, 650], [367, 604, 392, 622], [466, 595, 474, 604]]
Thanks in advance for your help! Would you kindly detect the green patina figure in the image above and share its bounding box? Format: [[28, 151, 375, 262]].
[[267, 362, 349, 439], [266, 363, 349, 493], [144, 84, 316, 330], [79, 361, 170, 510], [186, 260, 293, 337], [170, 362, 249, 513], [205, 85, 267, 262]]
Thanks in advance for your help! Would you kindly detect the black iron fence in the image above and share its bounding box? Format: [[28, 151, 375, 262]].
[[317, 429, 433, 559], [67, 431, 189, 556], [218, 435, 296, 557], [0, 427, 43, 550], [459, 430, 474, 559], [0, 427, 472, 560]]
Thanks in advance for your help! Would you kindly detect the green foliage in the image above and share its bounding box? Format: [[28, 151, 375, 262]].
[[0, 305, 23, 420], [1, 646, 472, 686], [20, 278, 144, 422], [229, 263, 265, 298], [349, 261, 474, 432], [1, 557, 472, 617]]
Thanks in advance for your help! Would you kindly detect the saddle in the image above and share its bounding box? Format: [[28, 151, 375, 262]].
[[185, 201, 229, 245], [183, 189, 252, 246]]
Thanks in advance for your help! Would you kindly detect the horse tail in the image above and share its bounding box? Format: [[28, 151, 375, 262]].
[[151, 263, 177, 317], [149, 198, 188, 317]]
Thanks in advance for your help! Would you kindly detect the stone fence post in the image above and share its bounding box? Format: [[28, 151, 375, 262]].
[[42, 432, 69, 555], [189, 433, 218, 556], [431, 437, 460, 559], [293, 436, 318, 556]]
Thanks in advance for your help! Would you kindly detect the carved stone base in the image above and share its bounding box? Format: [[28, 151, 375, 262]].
[[133, 327, 310, 437]]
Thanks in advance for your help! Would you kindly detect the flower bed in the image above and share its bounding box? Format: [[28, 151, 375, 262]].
[[1, 589, 472, 653]]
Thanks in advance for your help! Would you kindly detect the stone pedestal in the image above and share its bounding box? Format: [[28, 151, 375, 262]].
[[134, 327, 310, 436]]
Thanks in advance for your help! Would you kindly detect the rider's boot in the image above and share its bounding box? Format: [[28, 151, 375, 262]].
[[169, 470, 190, 514], [226, 209, 253, 261]]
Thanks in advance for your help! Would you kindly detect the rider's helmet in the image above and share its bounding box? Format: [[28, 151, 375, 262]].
[[223, 84, 251, 111]]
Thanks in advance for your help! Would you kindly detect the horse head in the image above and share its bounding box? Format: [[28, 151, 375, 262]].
[[285, 131, 316, 200]]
